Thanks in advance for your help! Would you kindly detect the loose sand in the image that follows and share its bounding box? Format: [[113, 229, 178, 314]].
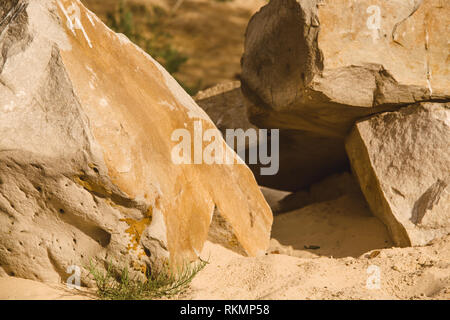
[[3, 234, 448, 300], [0, 277, 94, 300], [182, 186, 449, 300], [183, 235, 450, 300], [2, 202, 449, 300]]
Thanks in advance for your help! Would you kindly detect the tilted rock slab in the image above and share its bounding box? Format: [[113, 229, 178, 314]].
[[0, 0, 272, 284], [346, 103, 450, 247], [241, 0, 449, 191]]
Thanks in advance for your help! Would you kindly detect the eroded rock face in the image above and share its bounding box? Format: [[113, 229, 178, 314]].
[[241, 0, 449, 190], [346, 103, 450, 247], [0, 0, 272, 284]]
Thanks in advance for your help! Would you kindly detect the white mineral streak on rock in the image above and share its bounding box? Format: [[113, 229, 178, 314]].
[[85, 10, 95, 27]]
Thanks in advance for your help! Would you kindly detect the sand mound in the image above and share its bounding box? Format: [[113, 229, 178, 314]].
[[271, 195, 393, 258], [0, 277, 94, 300], [184, 236, 450, 300], [2, 236, 449, 300]]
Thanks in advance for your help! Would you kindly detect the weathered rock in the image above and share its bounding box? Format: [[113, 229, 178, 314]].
[[0, 0, 272, 284], [241, 0, 449, 190], [346, 103, 450, 247], [195, 81, 257, 135]]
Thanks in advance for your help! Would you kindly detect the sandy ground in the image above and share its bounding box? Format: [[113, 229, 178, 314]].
[[182, 183, 449, 300], [2, 235, 448, 300], [0, 277, 94, 300], [183, 236, 450, 300], [271, 195, 393, 258]]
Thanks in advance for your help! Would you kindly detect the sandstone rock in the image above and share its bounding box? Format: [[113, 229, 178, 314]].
[[0, 0, 272, 284], [346, 103, 450, 247], [195, 81, 256, 135], [241, 0, 449, 190]]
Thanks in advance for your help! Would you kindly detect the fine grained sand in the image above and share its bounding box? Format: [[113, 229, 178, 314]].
[[182, 235, 450, 300], [271, 195, 394, 258], [0, 277, 94, 300], [182, 190, 449, 300], [1, 233, 449, 300]]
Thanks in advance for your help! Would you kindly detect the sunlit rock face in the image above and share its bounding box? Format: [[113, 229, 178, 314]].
[[346, 102, 450, 247], [0, 0, 272, 284], [241, 0, 449, 191]]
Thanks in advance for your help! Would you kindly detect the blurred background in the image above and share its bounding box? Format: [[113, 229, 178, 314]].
[[81, 0, 267, 95]]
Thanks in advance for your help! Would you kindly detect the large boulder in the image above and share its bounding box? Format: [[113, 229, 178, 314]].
[[0, 0, 272, 284], [346, 103, 450, 247], [241, 0, 449, 191]]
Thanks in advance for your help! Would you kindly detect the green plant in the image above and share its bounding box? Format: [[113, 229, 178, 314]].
[[106, 0, 199, 95], [88, 259, 208, 300]]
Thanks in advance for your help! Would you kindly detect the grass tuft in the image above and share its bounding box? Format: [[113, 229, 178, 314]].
[[88, 259, 208, 300]]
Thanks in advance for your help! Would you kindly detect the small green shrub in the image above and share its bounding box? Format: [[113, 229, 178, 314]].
[[88, 259, 208, 300]]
